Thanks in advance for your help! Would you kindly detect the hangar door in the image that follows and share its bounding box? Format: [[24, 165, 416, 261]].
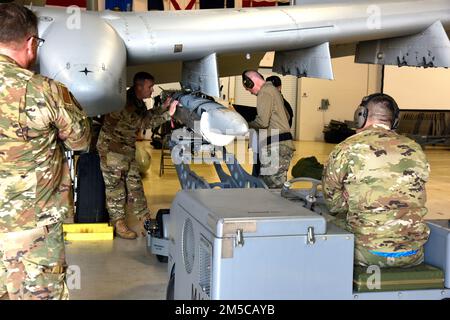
[[234, 68, 298, 138]]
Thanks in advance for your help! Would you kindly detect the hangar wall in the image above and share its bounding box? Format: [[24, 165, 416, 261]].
[[384, 67, 450, 110], [296, 60, 450, 142], [296, 56, 381, 141]]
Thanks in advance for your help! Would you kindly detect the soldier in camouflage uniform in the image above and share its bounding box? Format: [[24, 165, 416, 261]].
[[322, 94, 430, 268], [97, 72, 171, 239], [0, 3, 91, 299], [242, 70, 295, 189]]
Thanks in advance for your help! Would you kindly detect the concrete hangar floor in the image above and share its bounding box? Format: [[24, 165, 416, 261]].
[[66, 140, 450, 300]]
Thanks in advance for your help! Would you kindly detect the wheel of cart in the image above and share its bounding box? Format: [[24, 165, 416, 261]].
[[166, 265, 175, 300], [145, 209, 170, 263]]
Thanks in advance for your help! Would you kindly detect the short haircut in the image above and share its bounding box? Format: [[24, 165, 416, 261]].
[[0, 3, 38, 44], [133, 72, 155, 85], [266, 75, 282, 87], [367, 96, 394, 124]]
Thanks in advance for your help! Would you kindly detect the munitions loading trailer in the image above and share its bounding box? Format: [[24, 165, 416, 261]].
[[146, 129, 267, 262]]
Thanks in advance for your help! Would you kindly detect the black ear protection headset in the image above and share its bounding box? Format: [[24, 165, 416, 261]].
[[354, 93, 400, 130], [242, 70, 264, 89]]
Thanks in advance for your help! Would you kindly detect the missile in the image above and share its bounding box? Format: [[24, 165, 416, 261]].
[[160, 91, 249, 146]]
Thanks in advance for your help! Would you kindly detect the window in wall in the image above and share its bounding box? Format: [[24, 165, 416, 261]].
[[105, 0, 133, 11], [199, 0, 235, 9], [148, 0, 165, 10]]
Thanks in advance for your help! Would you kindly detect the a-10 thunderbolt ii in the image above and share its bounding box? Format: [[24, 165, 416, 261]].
[[28, 0, 450, 143]]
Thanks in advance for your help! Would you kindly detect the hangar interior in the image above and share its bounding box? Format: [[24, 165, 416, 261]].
[[3, 0, 449, 300], [66, 140, 450, 299], [67, 51, 450, 300]]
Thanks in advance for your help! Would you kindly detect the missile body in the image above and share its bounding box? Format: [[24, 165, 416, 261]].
[[162, 91, 248, 146]]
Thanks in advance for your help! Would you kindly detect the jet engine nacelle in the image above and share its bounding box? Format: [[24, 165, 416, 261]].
[[38, 11, 127, 116]]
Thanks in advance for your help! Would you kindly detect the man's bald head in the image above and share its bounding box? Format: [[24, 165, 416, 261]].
[[244, 70, 264, 81], [242, 69, 265, 95]]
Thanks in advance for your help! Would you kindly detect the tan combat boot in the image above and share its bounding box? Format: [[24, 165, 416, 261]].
[[114, 219, 137, 239]]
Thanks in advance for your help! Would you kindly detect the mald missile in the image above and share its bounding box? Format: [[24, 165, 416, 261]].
[[160, 91, 248, 146]]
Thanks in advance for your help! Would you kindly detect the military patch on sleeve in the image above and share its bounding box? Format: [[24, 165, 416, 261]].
[[53, 82, 85, 115], [69, 92, 84, 111], [58, 84, 72, 105]]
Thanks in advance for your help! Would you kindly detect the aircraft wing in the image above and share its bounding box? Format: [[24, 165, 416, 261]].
[[98, 1, 449, 65], [125, 52, 265, 87], [31, 1, 450, 117]]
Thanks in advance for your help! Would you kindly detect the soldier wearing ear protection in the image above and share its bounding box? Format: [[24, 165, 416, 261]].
[[323, 93, 431, 268], [354, 93, 400, 130], [241, 70, 295, 189], [242, 70, 263, 90]]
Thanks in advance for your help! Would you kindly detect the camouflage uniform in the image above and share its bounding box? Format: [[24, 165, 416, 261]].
[[259, 141, 294, 189], [322, 123, 430, 267], [97, 87, 170, 222], [0, 54, 91, 299], [249, 82, 295, 189]]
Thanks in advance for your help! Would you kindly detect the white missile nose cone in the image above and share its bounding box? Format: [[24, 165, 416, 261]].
[[204, 108, 249, 136], [199, 108, 249, 146], [200, 113, 235, 146], [226, 111, 249, 136]]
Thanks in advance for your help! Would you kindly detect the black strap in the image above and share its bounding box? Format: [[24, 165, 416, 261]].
[[252, 160, 261, 177], [264, 132, 293, 148], [252, 132, 293, 177]]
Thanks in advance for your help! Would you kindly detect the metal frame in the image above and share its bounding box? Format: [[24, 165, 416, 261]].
[[170, 129, 267, 190]]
